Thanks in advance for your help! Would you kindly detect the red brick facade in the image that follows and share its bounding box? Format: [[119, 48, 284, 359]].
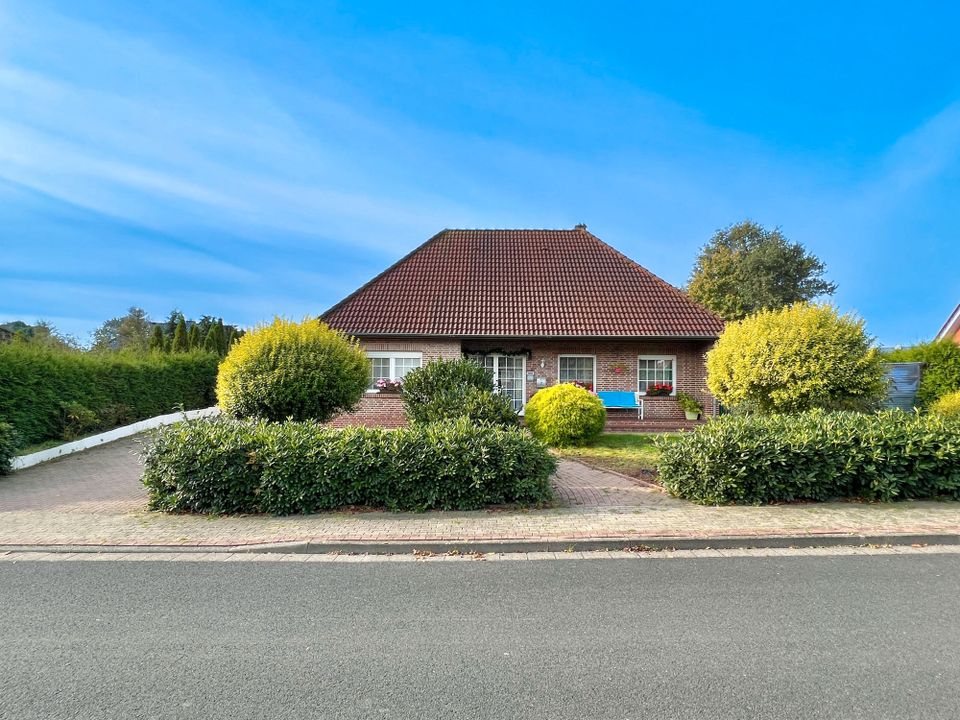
[[330, 337, 715, 430]]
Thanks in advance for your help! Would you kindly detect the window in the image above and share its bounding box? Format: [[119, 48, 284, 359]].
[[638, 355, 676, 395], [558, 355, 595, 390], [466, 353, 526, 412], [367, 351, 422, 390]]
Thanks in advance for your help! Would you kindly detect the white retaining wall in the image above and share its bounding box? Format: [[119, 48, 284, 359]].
[[11, 407, 221, 471]]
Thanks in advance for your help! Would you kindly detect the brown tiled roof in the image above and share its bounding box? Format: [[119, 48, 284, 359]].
[[322, 227, 724, 338]]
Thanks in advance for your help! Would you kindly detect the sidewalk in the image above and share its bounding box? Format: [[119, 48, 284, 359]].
[[3, 437, 960, 552]]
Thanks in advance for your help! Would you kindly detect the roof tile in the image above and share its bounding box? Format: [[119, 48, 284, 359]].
[[322, 228, 724, 337]]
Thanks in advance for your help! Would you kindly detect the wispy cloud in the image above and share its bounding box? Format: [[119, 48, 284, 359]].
[[1, 1, 958, 344]]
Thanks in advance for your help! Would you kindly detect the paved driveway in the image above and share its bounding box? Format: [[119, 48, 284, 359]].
[[2, 437, 674, 513], [4, 437, 960, 548]]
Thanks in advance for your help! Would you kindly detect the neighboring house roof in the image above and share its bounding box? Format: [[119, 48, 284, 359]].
[[936, 303, 960, 342], [322, 226, 724, 338]]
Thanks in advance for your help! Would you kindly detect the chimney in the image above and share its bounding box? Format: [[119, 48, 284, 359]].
[[574, 223, 587, 231]]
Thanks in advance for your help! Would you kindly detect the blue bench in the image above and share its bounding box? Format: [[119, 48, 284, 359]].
[[596, 391, 644, 420]]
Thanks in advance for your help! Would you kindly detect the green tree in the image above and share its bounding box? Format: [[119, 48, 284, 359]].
[[203, 326, 219, 354], [214, 319, 228, 356], [687, 220, 837, 320], [187, 324, 201, 350], [91, 307, 152, 351], [10, 320, 79, 351], [171, 318, 189, 353], [706, 303, 887, 414], [164, 309, 185, 341], [149, 325, 165, 352]]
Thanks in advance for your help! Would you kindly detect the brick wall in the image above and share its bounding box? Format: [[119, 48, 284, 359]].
[[329, 336, 716, 428], [327, 338, 460, 428]]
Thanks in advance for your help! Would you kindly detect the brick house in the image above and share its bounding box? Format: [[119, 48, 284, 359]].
[[936, 304, 960, 344], [322, 226, 724, 430]]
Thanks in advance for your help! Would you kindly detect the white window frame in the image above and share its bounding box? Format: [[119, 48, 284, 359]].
[[637, 355, 677, 396], [466, 353, 527, 414], [366, 351, 422, 392], [557, 354, 597, 391]]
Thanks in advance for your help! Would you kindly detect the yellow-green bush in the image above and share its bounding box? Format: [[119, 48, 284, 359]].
[[706, 303, 887, 414], [884, 340, 960, 408], [931, 390, 960, 418], [524, 383, 606, 447], [217, 318, 369, 422]]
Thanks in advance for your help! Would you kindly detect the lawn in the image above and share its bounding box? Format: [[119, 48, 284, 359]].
[[554, 433, 672, 480]]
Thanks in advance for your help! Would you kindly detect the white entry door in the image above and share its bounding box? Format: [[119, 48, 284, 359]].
[[467, 354, 527, 413]]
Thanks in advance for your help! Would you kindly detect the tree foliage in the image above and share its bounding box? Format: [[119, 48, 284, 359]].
[[687, 220, 837, 320], [706, 303, 887, 414], [171, 318, 189, 353]]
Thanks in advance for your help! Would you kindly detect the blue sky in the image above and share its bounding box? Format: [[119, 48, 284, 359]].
[[2, 1, 959, 345]]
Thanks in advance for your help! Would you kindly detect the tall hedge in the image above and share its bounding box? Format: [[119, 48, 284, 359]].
[[657, 410, 960, 504], [0, 344, 218, 447], [142, 417, 556, 513]]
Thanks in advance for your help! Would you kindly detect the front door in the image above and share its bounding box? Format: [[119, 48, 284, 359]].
[[467, 353, 527, 413]]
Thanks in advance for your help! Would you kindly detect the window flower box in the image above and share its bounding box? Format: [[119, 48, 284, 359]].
[[375, 378, 404, 393], [644, 383, 673, 397]]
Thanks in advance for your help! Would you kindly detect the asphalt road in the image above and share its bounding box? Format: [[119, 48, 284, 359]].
[[1, 554, 958, 719]]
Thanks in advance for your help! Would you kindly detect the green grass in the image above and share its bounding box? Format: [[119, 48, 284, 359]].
[[554, 433, 674, 479]]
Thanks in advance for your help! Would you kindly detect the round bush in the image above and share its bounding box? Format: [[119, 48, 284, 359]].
[[706, 302, 887, 414], [216, 318, 368, 422], [524, 383, 606, 447], [402, 358, 518, 427], [931, 390, 960, 418]]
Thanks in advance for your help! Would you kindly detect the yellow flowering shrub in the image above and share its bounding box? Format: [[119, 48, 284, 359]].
[[217, 318, 368, 422], [706, 303, 887, 414], [931, 390, 960, 418]]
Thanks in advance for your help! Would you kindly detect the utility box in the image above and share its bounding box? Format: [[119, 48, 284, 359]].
[[883, 362, 923, 411]]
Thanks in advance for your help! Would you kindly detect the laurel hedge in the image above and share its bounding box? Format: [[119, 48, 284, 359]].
[[141, 417, 556, 514], [657, 410, 960, 505], [0, 344, 218, 447]]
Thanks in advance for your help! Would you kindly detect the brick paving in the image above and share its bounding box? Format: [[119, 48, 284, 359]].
[[3, 436, 960, 547]]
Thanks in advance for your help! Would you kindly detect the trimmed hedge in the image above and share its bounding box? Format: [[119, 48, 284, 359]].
[[524, 383, 606, 447], [141, 417, 556, 514], [657, 410, 960, 505], [402, 358, 518, 427], [0, 422, 20, 475], [0, 344, 218, 447]]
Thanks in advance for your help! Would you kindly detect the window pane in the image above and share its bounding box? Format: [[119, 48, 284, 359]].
[[394, 356, 421, 379], [369, 357, 391, 388], [559, 356, 594, 389], [638, 358, 674, 393]]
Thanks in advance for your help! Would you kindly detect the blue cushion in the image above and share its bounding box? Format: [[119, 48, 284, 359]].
[[596, 391, 638, 408]]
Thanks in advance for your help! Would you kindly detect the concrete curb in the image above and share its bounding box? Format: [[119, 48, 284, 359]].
[[12, 407, 221, 471], [3, 532, 959, 556]]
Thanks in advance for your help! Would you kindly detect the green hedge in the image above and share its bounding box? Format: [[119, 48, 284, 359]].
[[0, 422, 20, 475], [142, 417, 556, 514], [0, 345, 219, 447], [657, 410, 960, 504]]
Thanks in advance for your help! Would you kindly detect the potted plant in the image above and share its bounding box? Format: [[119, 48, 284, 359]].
[[375, 378, 404, 393], [676, 391, 703, 420]]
